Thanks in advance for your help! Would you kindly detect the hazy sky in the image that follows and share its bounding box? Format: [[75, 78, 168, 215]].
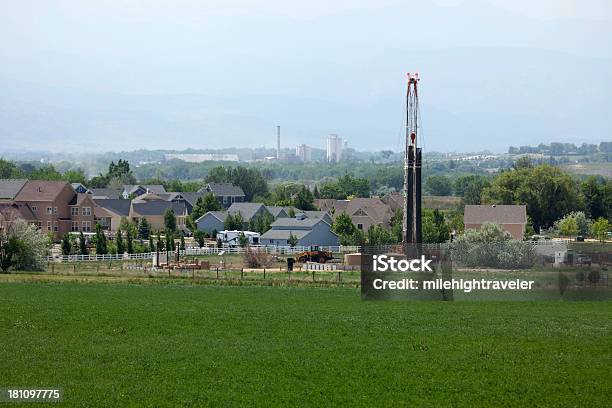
[[1, 0, 611, 152]]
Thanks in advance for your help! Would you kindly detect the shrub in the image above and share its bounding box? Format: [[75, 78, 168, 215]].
[[243, 246, 274, 268]]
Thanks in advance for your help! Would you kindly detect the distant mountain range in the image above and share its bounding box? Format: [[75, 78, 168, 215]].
[[0, 1, 610, 153]]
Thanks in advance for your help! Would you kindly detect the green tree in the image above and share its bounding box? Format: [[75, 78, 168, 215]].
[[126, 228, 134, 254], [149, 235, 154, 252], [180, 234, 186, 250], [137, 218, 151, 240], [287, 232, 298, 247], [61, 233, 72, 255], [422, 209, 451, 243], [293, 185, 316, 210], [224, 212, 244, 231], [95, 223, 107, 255], [581, 176, 611, 221], [591, 218, 610, 242], [482, 164, 580, 230], [0, 235, 21, 272], [79, 231, 88, 255], [194, 230, 205, 248], [156, 233, 164, 251], [164, 209, 177, 234], [425, 175, 453, 196], [116, 230, 125, 254], [238, 232, 248, 247], [367, 225, 395, 246], [192, 193, 222, 221], [556, 216, 579, 237]]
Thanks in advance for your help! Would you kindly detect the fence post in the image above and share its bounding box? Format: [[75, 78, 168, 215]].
[[216, 267, 219, 279], [52, 263, 55, 274], [263, 268, 266, 280], [73, 264, 76, 273], [241, 268, 244, 280], [312, 270, 315, 281]]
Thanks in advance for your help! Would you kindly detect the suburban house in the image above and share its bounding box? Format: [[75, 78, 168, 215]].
[[68, 193, 97, 233], [13, 180, 81, 240], [314, 197, 393, 232], [195, 203, 271, 234], [94, 199, 131, 231], [259, 218, 339, 247], [122, 184, 166, 199], [129, 201, 189, 232], [199, 183, 245, 207], [298, 210, 333, 224], [195, 211, 228, 235], [463, 204, 527, 240], [381, 192, 403, 212]]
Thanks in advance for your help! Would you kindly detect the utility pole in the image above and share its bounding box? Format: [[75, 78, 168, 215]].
[[402, 73, 422, 253]]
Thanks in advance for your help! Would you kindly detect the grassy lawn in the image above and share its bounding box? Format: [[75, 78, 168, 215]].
[[1, 282, 611, 407]]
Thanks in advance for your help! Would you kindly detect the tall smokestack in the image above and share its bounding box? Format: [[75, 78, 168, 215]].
[[276, 125, 281, 160]]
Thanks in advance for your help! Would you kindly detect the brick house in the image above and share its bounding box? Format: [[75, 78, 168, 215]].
[[463, 204, 527, 240], [68, 193, 97, 234], [13, 180, 77, 241]]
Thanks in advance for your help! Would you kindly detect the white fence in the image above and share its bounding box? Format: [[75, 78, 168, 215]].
[[46, 245, 361, 263]]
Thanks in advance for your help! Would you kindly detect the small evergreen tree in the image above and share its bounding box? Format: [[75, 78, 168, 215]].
[[61, 233, 72, 255], [137, 217, 151, 239], [180, 234, 185, 250], [288, 232, 298, 247], [126, 228, 134, 254], [95, 223, 107, 255], [238, 232, 248, 247], [116, 230, 125, 254], [79, 231, 88, 255]]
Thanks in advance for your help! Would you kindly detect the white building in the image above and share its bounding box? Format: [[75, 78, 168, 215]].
[[295, 144, 312, 162], [216, 230, 260, 246], [326, 134, 343, 163]]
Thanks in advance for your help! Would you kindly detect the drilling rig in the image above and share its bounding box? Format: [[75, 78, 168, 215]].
[[402, 73, 422, 253]]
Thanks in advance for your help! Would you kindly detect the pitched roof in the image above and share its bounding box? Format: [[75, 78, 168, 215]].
[[0, 179, 27, 200], [14, 180, 73, 202], [381, 192, 403, 212], [124, 184, 166, 195], [94, 199, 131, 217], [203, 182, 245, 197], [314, 197, 393, 225], [0, 201, 36, 221], [270, 217, 325, 230], [196, 210, 228, 223], [260, 229, 311, 240], [69, 193, 94, 206], [266, 206, 292, 218], [464, 205, 527, 224], [302, 210, 329, 219], [131, 201, 188, 216], [169, 192, 205, 206], [228, 202, 268, 220], [90, 188, 120, 199]]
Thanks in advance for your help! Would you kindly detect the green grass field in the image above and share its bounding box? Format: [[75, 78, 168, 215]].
[[1, 282, 611, 407]]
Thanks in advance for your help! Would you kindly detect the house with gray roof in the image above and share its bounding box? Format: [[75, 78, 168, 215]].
[[0, 179, 28, 200], [195, 211, 228, 235], [464, 204, 527, 240], [260, 217, 339, 247], [130, 201, 189, 232], [199, 183, 245, 207], [94, 199, 131, 231], [122, 184, 166, 199], [227, 202, 270, 222]]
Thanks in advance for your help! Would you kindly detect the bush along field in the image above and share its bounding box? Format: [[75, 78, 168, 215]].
[[1, 282, 611, 407]]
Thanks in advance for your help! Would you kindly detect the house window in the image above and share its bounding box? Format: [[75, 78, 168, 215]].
[[54, 207, 57, 214], [357, 223, 363, 230], [37, 221, 42, 229], [47, 207, 53, 214], [82, 221, 91, 232], [71, 207, 79, 216], [71, 221, 79, 232], [82, 207, 91, 216], [47, 221, 52, 231], [223, 196, 228, 204], [31, 205, 37, 212], [53, 221, 58, 232]]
